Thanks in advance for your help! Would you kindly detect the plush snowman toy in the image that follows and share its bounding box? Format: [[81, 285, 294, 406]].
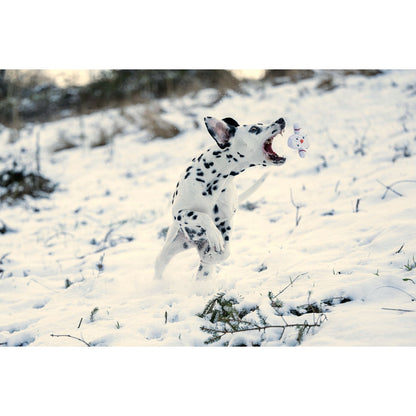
[[287, 123, 309, 158]]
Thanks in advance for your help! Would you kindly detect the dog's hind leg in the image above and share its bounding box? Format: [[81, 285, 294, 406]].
[[195, 229, 231, 280], [175, 210, 225, 254], [195, 260, 215, 280], [154, 225, 190, 279]]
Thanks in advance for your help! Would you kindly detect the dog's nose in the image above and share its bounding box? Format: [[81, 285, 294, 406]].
[[276, 118, 285, 128]]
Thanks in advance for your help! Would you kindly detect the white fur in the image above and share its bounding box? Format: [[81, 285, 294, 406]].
[[154, 116, 285, 280]]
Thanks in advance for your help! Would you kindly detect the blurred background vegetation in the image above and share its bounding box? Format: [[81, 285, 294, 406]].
[[0, 70, 242, 128], [0, 69, 382, 129]]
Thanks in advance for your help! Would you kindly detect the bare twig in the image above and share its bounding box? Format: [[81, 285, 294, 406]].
[[377, 179, 416, 199], [0, 252, 10, 264], [334, 180, 340, 194], [35, 131, 41, 175], [201, 314, 328, 343], [381, 308, 414, 313], [50, 333, 91, 347], [376, 285, 416, 302], [275, 272, 307, 297], [395, 243, 405, 254], [290, 189, 304, 227]]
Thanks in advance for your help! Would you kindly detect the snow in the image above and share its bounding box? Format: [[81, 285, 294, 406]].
[[1, 70, 416, 348]]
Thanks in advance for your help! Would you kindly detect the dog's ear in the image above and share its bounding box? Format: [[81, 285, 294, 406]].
[[222, 117, 239, 128], [204, 116, 237, 149]]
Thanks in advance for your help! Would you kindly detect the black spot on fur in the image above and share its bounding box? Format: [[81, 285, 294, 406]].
[[225, 236, 229, 241], [213, 204, 219, 214], [197, 171, 204, 176], [187, 211, 194, 217], [196, 178, 205, 183], [184, 172, 190, 179], [230, 171, 239, 176], [192, 215, 198, 220]]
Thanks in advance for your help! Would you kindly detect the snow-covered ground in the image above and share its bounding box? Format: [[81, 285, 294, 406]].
[[1, 70, 416, 347]]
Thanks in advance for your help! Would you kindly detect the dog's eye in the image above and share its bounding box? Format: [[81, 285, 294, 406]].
[[249, 126, 261, 134]]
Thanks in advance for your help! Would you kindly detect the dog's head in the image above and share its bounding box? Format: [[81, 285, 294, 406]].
[[204, 116, 286, 166]]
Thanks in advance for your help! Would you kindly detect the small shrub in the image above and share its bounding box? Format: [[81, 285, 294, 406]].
[[197, 290, 328, 346], [52, 130, 79, 152], [90, 307, 99, 322], [403, 256, 416, 272], [91, 122, 124, 148], [158, 227, 169, 240], [316, 75, 338, 91], [141, 105, 180, 140], [0, 161, 57, 204], [240, 201, 258, 211]]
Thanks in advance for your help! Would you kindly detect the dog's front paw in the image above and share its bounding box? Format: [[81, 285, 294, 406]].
[[207, 227, 225, 254]]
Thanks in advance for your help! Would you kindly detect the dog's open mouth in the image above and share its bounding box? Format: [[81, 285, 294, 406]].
[[263, 131, 286, 165]]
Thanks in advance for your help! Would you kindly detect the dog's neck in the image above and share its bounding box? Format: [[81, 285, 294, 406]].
[[186, 144, 258, 199], [197, 144, 253, 176]]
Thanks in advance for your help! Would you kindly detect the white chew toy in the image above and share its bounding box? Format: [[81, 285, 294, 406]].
[[287, 123, 309, 158]]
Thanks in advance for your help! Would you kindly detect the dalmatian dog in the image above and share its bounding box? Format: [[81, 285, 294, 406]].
[[154, 116, 286, 280]]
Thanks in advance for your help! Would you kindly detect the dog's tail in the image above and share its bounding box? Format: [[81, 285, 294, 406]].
[[238, 172, 269, 203]]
